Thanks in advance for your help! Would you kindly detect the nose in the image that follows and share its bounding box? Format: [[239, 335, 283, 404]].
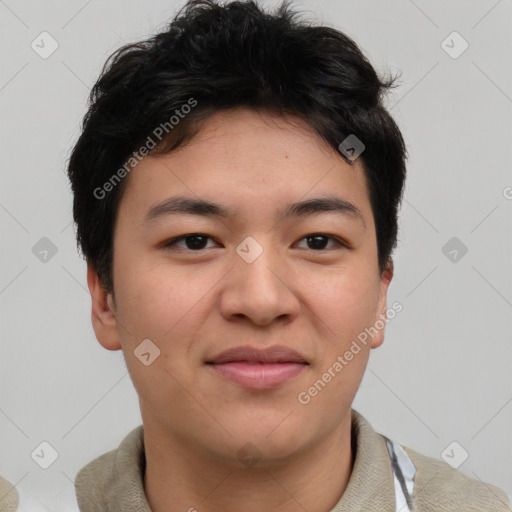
[[219, 237, 301, 327]]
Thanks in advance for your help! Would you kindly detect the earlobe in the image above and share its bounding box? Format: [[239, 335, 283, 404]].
[[86, 262, 122, 351]]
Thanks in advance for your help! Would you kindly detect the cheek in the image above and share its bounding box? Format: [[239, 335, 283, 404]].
[[112, 257, 220, 399], [112, 259, 205, 415], [303, 265, 380, 343], [114, 256, 206, 337]]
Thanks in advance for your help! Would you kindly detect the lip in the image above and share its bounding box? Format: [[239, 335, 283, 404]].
[[207, 345, 308, 365], [205, 345, 309, 389]]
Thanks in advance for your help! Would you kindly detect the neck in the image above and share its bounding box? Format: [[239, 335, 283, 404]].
[[143, 412, 354, 512]]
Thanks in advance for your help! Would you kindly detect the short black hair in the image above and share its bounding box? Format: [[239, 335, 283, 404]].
[[66, 0, 407, 295]]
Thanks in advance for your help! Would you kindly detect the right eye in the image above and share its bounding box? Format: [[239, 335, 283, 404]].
[[161, 234, 220, 251]]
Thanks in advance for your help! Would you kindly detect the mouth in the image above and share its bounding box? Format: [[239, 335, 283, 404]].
[[205, 345, 309, 389]]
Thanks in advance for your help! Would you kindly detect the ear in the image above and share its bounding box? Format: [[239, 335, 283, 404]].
[[86, 262, 122, 351], [370, 259, 394, 349]]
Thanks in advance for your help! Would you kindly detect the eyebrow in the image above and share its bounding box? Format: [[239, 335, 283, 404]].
[[143, 195, 366, 229]]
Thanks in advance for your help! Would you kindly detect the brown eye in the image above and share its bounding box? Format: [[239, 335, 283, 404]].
[[163, 234, 218, 251], [296, 234, 345, 251]]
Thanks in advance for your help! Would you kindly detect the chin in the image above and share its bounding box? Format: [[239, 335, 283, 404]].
[[227, 423, 310, 461]]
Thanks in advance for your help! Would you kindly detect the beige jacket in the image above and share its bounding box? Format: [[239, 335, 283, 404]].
[[0, 475, 19, 512], [74, 409, 511, 511]]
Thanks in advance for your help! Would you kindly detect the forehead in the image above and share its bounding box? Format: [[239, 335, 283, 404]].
[[117, 108, 373, 227]]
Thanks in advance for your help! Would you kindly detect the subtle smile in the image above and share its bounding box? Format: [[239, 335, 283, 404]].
[[205, 345, 309, 389]]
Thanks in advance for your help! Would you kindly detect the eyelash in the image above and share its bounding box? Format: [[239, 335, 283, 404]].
[[161, 233, 348, 252]]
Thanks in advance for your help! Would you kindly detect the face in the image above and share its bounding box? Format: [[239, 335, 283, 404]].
[[88, 108, 393, 465]]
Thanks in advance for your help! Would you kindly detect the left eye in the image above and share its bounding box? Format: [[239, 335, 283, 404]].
[[295, 234, 344, 250], [162, 233, 345, 251]]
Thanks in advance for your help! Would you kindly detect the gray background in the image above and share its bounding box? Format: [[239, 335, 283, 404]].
[[1, 0, 511, 509]]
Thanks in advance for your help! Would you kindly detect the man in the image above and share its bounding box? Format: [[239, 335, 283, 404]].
[[66, 0, 511, 510]]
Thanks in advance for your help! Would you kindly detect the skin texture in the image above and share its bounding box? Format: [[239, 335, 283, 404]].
[[87, 107, 393, 512]]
